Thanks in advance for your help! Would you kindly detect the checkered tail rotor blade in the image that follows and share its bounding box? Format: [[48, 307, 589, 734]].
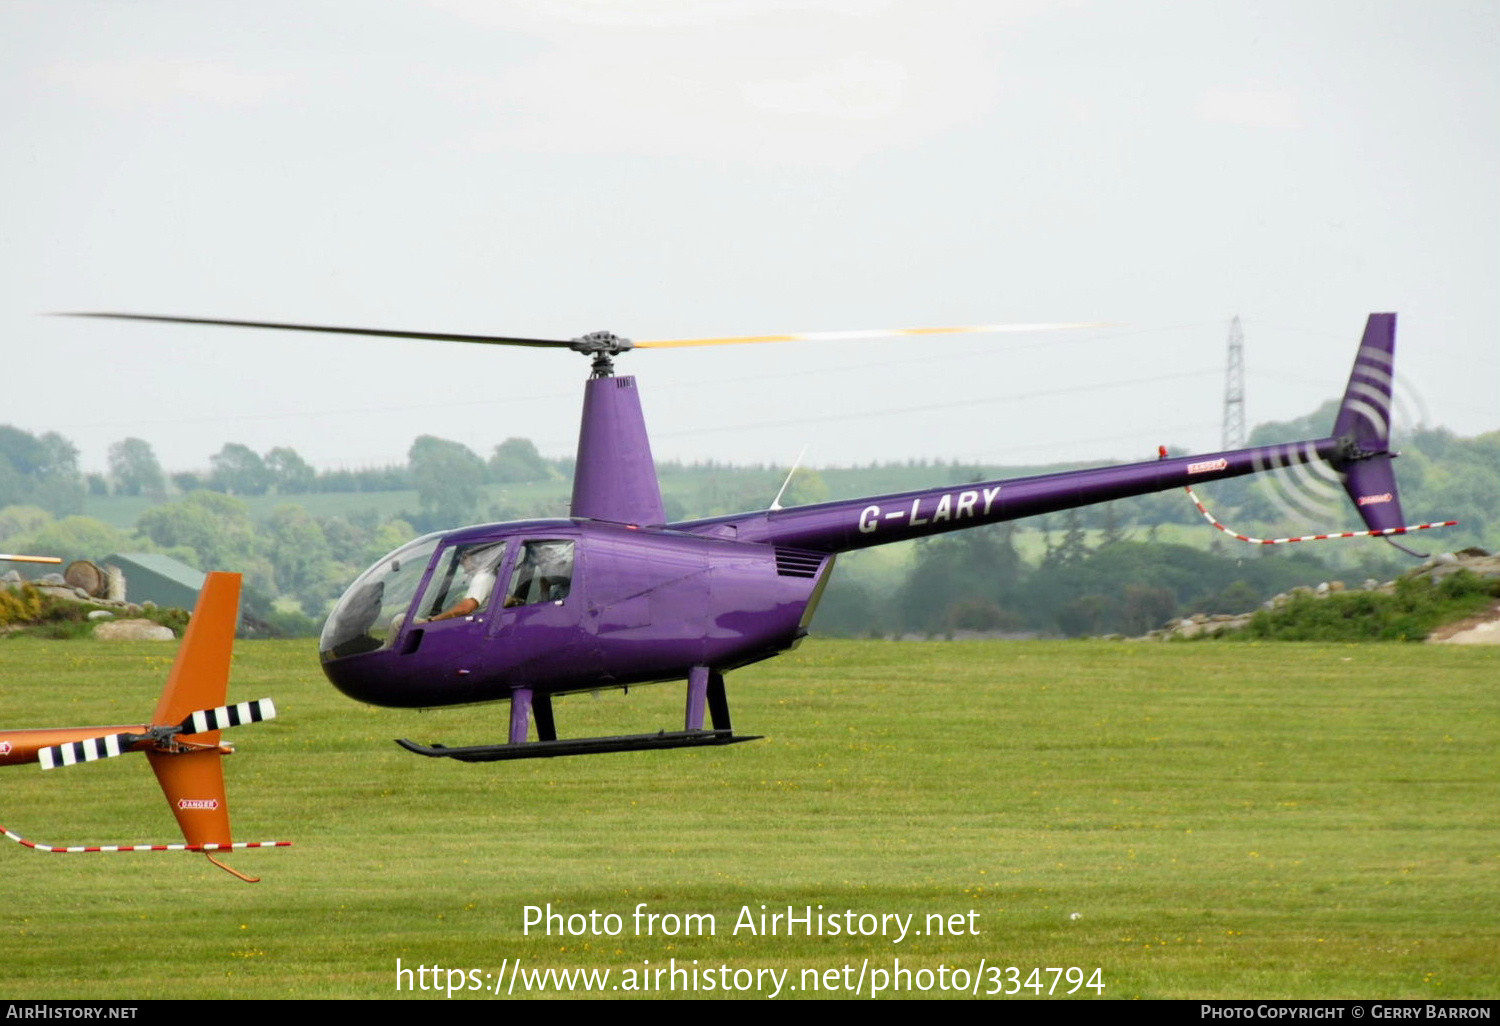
[[178, 698, 277, 736], [37, 699, 276, 770], [39, 733, 141, 770]]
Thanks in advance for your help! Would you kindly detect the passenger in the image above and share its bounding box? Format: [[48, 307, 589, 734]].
[[505, 541, 573, 606]]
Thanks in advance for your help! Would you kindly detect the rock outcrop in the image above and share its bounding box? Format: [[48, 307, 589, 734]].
[[1142, 549, 1500, 643], [92, 618, 176, 642]]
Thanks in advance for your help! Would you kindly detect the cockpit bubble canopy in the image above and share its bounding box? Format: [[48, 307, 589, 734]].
[[319, 532, 442, 661]]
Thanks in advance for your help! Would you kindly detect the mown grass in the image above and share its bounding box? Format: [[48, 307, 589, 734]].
[[0, 638, 1495, 1000]]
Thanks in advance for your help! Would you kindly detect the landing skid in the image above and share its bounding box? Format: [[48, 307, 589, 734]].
[[396, 666, 757, 762], [396, 729, 760, 762]]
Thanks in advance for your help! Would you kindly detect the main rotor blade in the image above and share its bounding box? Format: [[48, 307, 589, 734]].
[[634, 322, 1114, 349], [62, 313, 1114, 354], [59, 313, 573, 349]]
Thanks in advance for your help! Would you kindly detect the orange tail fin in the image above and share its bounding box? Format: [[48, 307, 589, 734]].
[[3, 571, 288, 879], [149, 572, 240, 849], [153, 571, 240, 725]]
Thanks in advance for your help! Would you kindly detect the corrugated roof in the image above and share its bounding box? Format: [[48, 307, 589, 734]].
[[104, 552, 206, 590]]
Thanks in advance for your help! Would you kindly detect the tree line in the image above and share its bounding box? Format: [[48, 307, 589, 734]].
[[85, 435, 561, 503], [2, 416, 1496, 638]]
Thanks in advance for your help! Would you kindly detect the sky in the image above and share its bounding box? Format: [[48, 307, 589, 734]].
[[3, 0, 1496, 476]]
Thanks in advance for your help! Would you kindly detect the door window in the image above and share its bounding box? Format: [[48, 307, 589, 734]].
[[505, 540, 575, 607], [416, 541, 508, 621]]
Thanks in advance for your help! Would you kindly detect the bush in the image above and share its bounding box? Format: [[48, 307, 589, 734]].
[[0, 584, 44, 625], [1235, 570, 1500, 641]]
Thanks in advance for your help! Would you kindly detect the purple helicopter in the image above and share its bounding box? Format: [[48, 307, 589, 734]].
[[73, 312, 1437, 761]]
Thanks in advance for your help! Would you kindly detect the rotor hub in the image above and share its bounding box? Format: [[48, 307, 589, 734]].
[[568, 331, 633, 356], [570, 331, 633, 377]]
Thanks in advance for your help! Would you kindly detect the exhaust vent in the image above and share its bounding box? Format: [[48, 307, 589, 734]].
[[774, 548, 824, 578]]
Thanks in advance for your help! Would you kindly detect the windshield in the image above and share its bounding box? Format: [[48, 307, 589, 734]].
[[319, 534, 442, 660]]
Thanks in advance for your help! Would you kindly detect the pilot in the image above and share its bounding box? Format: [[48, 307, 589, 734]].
[[425, 545, 501, 622]]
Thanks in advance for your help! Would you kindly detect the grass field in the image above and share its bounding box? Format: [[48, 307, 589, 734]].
[[1, 637, 1495, 1000]]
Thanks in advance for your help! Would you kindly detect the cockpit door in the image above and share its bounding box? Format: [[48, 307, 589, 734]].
[[398, 540, 509, 676], [488, 538, 594, 686]]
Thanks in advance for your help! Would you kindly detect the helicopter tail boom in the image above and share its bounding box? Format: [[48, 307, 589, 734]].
[[673, 313, 1441, 557], [688, 440, 1337, 553], [1, 572, 289, 880]]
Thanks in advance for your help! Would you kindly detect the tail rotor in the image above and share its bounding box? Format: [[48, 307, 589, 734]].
[[37, 699, 277, 770], [1181, 313, 1455, 553]]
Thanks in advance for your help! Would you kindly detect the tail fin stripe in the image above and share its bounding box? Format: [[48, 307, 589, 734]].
[[1343, 398, 1390, 440], [1347, 379, 1393, 408], [1353, 362, 1394, 390]]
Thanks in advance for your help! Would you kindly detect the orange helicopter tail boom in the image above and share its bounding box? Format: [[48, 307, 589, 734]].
[[0, 572, 288, 881]]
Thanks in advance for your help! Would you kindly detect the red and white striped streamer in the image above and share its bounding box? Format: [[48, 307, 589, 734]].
[[2, 824, 290, 854], [1184, 484, 1456, 545]]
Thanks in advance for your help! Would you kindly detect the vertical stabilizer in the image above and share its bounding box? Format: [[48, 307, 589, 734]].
[[1340, 456, 1408, 535], [153, 572, 240, 725], [1333, 313, 1396, 451], [570, 375, 666, 525], [1330, 314, 1410, 535], [147, 748, 232, 848], [149, 571, 240, 848]]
